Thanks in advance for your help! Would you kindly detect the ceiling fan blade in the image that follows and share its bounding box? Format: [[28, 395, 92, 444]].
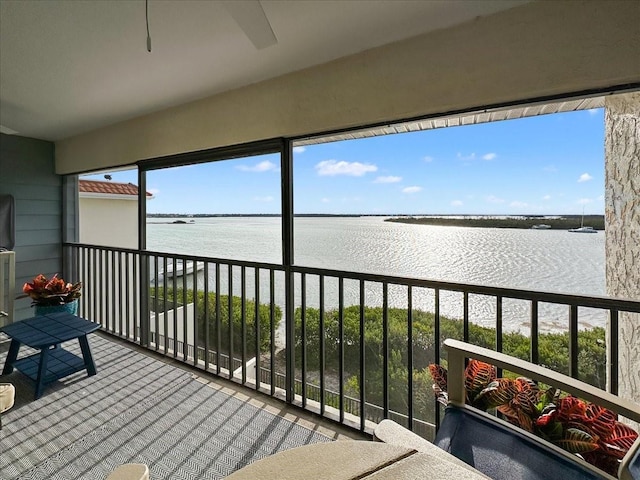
[[222, 0, 277, 50], [0, 125, 19, 135]]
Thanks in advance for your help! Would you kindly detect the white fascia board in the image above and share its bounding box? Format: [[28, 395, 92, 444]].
[[79, 192, 155, 201]]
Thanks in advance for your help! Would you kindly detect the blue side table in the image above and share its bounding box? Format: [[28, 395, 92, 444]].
[[0, 313, 100, 399]]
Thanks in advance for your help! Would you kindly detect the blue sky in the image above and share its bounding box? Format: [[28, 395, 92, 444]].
[[83, 108, 605, 215]]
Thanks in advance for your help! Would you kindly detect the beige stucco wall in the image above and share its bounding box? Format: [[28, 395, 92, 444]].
[[604, 92, 640, 412], [79, 197, 138, 249], [56, 0, 640, 174]]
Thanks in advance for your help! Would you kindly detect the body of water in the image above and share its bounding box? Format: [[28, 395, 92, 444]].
[[147, 217, 605, 333]]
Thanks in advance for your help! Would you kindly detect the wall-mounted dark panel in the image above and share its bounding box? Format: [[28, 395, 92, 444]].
[[0, 194, 15, 249]]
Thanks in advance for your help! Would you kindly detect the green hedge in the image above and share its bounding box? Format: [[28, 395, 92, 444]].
[[151, 287, 282, 355], [294, 305, 606, 420]]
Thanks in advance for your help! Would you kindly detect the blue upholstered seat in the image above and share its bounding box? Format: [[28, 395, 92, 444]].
[[434, 405, 606, 480]]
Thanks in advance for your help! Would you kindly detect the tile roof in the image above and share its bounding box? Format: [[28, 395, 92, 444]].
[[79, 179, 152, 197]]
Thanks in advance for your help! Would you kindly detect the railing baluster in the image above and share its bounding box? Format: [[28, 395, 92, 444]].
[[162, 256, 168, 353], [531, 300, 539, 365], [91, 247, 97, 322], [241, 265, 247, 384], [154, 255, 159, 350], [183, 259, 188, 362], [172, 257, 178, 357], [98, 248, 104, 328], [301, 273, 307, 406], [609, 309, 619, 395], [434, 288, 441, 431], [254, 267, 260, 391], [407, 285, 413, 430], [463, 291, 469, 343], [125, 252, 130, 340], [133, 252, 138, 342], [383, 282, 389, 418], [569, 304, 579, 379], [359, 279, 366, 432], [111, 250, 116, 333], [228, 265, 234, 378], [319, 274, 325, 415], [338, 277, 344, 423], [193, 260, 199, 367], [204, 262, 210, 371], [81, 247, 87, 318], [117, 251, 123, 336], [270, 269, 275, 395], [216, 263, 221, 375], [496, 295, 503, 378]]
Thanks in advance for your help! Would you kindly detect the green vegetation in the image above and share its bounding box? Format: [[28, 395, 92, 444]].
[[147, 289, 606, 425], [150, 287, 282, 355], [385, 215, 605, 230], [294, 305, 606, 421]]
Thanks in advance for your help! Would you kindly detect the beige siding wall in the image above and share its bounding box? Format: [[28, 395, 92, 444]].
[[56, 0, 640, 174], [79, 197, 138, 249], [605, 92, 640, 411]]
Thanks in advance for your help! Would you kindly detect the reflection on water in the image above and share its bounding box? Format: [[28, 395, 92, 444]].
[[147, 216, 605, 333]]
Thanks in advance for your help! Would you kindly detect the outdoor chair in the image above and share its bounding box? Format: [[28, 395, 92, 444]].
[[433, 339, 640, 480]]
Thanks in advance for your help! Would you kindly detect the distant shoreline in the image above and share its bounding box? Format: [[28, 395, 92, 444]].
[[145, 213, 605, 230], [385, 215, 605, 230]]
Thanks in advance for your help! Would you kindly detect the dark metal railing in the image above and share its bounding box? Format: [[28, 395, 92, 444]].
[[64, 242, 640, 438]]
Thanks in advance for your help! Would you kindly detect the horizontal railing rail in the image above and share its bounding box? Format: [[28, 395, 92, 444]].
[[64, 242, 640, 438]]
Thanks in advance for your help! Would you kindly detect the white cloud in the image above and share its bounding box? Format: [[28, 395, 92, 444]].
[[424, 156, 434, 163], [486, 195, 505, 204], [578, 198, 593, 205], [482, 153, 497, 161], [321, 198, 330, 203], [597, 194, 604, 201], [457, 152, 476, 161], [510, 201, 528, 208], [237, 160, 277, 172], [253, 196, 274, 202], [374, 175, 402, 183], [542, 195, 551, 201], [293, 146, 306, 154], [402, 186, 422, 194], [543, 165, 558, 173], [578, 173, 593, 183], [451, 200, 463, 207], [315, 160, 377, 176]]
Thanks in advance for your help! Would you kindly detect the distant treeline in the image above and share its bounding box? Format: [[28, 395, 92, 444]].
[[385, 215, 605, 230], [147, 213, 365, 218]]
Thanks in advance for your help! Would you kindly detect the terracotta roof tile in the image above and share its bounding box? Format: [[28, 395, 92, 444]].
[[79, 179, 152, 197]]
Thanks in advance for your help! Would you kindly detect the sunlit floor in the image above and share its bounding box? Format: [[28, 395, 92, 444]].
[[0, 331, 364, 480]]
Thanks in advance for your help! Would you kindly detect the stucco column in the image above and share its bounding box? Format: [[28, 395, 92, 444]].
[[604, 92, 640, 414]]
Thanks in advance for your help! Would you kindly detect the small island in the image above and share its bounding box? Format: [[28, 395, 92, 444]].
[[384, 215, 605, 230]]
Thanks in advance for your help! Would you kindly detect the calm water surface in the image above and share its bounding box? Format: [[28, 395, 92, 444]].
[[147, 217, 605, 333]]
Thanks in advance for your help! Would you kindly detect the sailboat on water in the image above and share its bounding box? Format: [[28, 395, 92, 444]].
[[568, 209, 597, 233]]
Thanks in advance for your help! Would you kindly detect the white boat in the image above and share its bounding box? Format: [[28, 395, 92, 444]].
[[531, 224, 551, 229], [568, 210, 597, 233], [568, 226, 598, 233], [156, 260, 204, 282]]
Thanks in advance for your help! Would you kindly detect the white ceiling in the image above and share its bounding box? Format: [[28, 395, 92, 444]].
[[0, 0, 528, 141]]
